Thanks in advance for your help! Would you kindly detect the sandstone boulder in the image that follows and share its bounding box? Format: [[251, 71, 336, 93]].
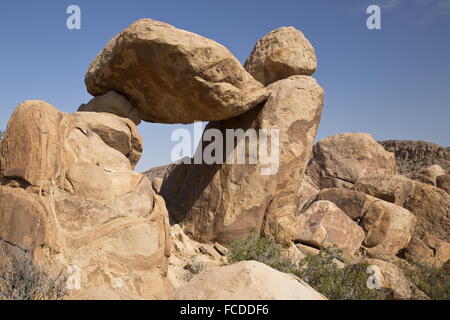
[[404, 234, 450, 268], [173, 261, 326, 300], [437, 174, 450, 194], [295, 201, 365, 258], [365, 259, 412, 299], [0, 100, 171, 299], [161, 75, 324, 244], [78, 91, 141, 125], [244, 27, 317, 86], [313, 133, 397, 185], [353, 174, 415, 207], [317, 188, 416, 259], [85, 19, 268, 124], [71, 112, 143, 169]]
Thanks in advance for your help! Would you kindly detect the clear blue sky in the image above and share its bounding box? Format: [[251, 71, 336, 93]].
[[1, 0, 449, 172]]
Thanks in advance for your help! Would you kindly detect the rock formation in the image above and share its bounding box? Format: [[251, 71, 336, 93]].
[[161, 75, 323, 244], [0, 101, 171, 299], [85, 19, 268, 124]]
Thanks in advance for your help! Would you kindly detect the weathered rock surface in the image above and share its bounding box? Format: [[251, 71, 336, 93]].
[[0, 100, 171, 299], [244, 27, 317, 86], [317, 188, 416, 259], [71, 112, 143, 169], [365, 259, 412, 299], [380, 140, 450, 174], [404, 234, 450, 268], [173, 261, 327, 300], [85, 19, 268, 124], [168, 224, 227, 289], [78, 91, 141, 125], [295, 201, 365, 258], [437, 174, 450, 194], [313, 133, 397, 185], [161, 76, 324, 244]]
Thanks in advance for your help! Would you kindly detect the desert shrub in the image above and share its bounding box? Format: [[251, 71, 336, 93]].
[[228, 230, 292, 273], [182, 258, 207, 282], [0, 248, 67, 300], [227, 232, 389, 300], [294, 250, 389, 300], [400, 261, 449, 300]]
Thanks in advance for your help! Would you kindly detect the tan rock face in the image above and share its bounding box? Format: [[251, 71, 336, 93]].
[[353, 174, 415, 206], [317, 188, 417, 259], [403, 181, 449, 242], [404, 234, 450, 268], [365, 259, 412, 299], [437, 174, 450, 194], [244, 27, 317, 86], [78, 91, 141, 125], [71, 112, 143, 169], [295, 201, 365, 258], [85, 19, 268, 124], [313, 133, 397, 185], [173, 261, 327, 300], [0, 100, 171, 299], [161, 76, 324, 244]]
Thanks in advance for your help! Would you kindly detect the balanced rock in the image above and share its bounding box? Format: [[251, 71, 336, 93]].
[[85, 19, 268, 124], [78, 91, 141, 125], [313, 133, 397, 185], [296, 200, 365, 258], [244, 27, 317, 86], [173, 261, 326, 300], [161, 75, 324, 244], [0, 100, 171, 299]]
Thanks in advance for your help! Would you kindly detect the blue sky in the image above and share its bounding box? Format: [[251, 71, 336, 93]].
[[0, 0, 449, 172]]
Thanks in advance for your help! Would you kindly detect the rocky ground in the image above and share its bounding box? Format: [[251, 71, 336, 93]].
[[0, 18, 448, 300]]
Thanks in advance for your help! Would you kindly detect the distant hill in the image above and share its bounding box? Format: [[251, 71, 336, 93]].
[[379, 140, 450, 174]]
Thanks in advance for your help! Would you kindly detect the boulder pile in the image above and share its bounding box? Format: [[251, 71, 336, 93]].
[[1, 18, 448, 300]]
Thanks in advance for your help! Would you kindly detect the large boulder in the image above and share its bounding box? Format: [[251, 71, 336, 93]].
[[85, 19, 268, 124], [0, 100, 171, 299], [404, 234, 450, 268], [244, 27, 317, 86], [353, 174, 449, 255], [173, 261, 326, 300], [317, 188, 416, 259], [313, 133, 397, 185], [161, 75, 324, 244], [365, 259, 412, 299], [295, 201, 365, 258], [78, 91, 141, 125]]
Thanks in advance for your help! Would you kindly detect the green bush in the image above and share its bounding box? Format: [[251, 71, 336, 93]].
[[228, 230, 292, 273], [294, 250, 389, 300], [400, 261, 449, 300], [227, 232, 389, 300]]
